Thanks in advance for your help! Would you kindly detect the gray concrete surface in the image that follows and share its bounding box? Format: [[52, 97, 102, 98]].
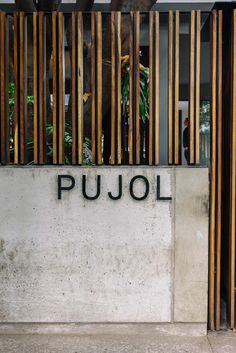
[[0, 167, 208, 324], [0, 329, 235, 353]]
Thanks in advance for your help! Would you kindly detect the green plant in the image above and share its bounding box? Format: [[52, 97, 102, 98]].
[[121, 59, 150, 124], [200, 101, 210, 133], [8, 83, 34, 150], [46, 123, 93, 165]]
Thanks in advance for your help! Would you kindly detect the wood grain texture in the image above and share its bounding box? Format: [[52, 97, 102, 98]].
[[168, 11, 173, 164], [111, 12, 115, 165], [13, 13, 19, 164], [174, 11, 179, 165], [155, 11, 159, 165], [149, 11, 153, 165], [129, 12, 134, 165], [58, 12, 65, 164], [71, 12, 76, 165], [33, 12, 38, 164], [91, 12, 96, 164], [19, 12, 27, 164], [216, 10, 222, 331], [135, 12, 140, 164], [116, 12, 122, 165], [189, 10, 195, 165], [209, 10, 217, 331], [77, 12, 83, 165], [96, 12, 102, 164], [52, 12, 58, 164], [229, 9, 236, 330], [0, 12, 9, 164], [195, 10, 201, 165], [38, 12, 46, 164]]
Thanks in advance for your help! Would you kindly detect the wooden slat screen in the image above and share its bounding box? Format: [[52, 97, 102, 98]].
[[149, 11, 159, 166], [111, 11, 121, 165], [33, 12, 46, 164], [71, 11, 84, 165], [229, 8, 236, 330], [0, 10, 206, 167], [0, 12, 9, 165], [91, 12, 102, 165], [209, 10, 223, 331]]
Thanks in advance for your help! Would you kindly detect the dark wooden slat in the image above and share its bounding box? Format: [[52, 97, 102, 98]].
[[58, 12, 65, 164], [216, 9, 222, 331], [149, 11, 153, 166], [195, 10, 201, 164], [229, 8, 236, 330], [19, 12, 27, 165], [71, 12, 76, 165], [154, 11, 159, 165], [116, 12, 122, 165], [209, 9, 217, 331], [168, 11, 173, 165], [135, 12, 140, 164], [77, 11, 83, 165], [174, 11, 179, 165], [52, 11, 58, 164], [38, 12, 46, 164], [13, 13, 19, 164], [0, 12, 9, 164], [111, 11, 115, 165], [128, 12, 134, 165], [189, 10, 195, 165], [33, 12, 38, 164], [96, 12, 102, 165], [91, 12, 96, 164]]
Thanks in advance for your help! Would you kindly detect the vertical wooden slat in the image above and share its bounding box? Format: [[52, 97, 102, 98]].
[[155, 11, 160, 165], [13, 13, 19, 164], [77, 12, 83, 165], [116, 12, 122, 165], [189, 10, 195, 165], [58, 12, 65, 164], [33, 12, 38, 164], [174, 11, 179, 165], [135, 12, 140, 164], [229, 9, 236, 330], [96, 12, 102, 165], [149, 12, 153, 166], [0, 12, 9, 164], [216, 10, 222, 331], [111, 12, 115, 165], [129, 12, 134, 165], [19, 12, 27, 165], [71, 12, 76, 165], [91, 12, 96, 164], [195, 10, 201, 164], [168, 11, 173, 164], [52, 12, 58, 164], [209, 10, 217, 331], [38, 12, 46, 164]]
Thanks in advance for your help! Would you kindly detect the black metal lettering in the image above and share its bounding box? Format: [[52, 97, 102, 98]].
[[130, 175, 149, 201], [82, 175, 101, 200], [108, 175, 122, 200], [156, 175, 172, 200], [58, 175, 75, 200]]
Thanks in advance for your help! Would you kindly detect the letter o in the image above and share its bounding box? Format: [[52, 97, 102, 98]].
[[130, 175, 149, 201]]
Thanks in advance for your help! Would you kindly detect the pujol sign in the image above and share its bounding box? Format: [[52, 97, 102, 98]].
[[57, 174, 172, 201]]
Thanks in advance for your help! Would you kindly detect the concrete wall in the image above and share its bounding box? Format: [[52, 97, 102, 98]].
[[0, 167, 208, 324]]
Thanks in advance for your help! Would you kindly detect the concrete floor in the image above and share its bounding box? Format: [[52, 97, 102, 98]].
[[0, 330, 236, 353]]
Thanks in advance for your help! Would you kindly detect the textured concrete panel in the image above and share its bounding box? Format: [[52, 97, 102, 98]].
[[0, 167, 172, 322], [174, 168, 209, 322]]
